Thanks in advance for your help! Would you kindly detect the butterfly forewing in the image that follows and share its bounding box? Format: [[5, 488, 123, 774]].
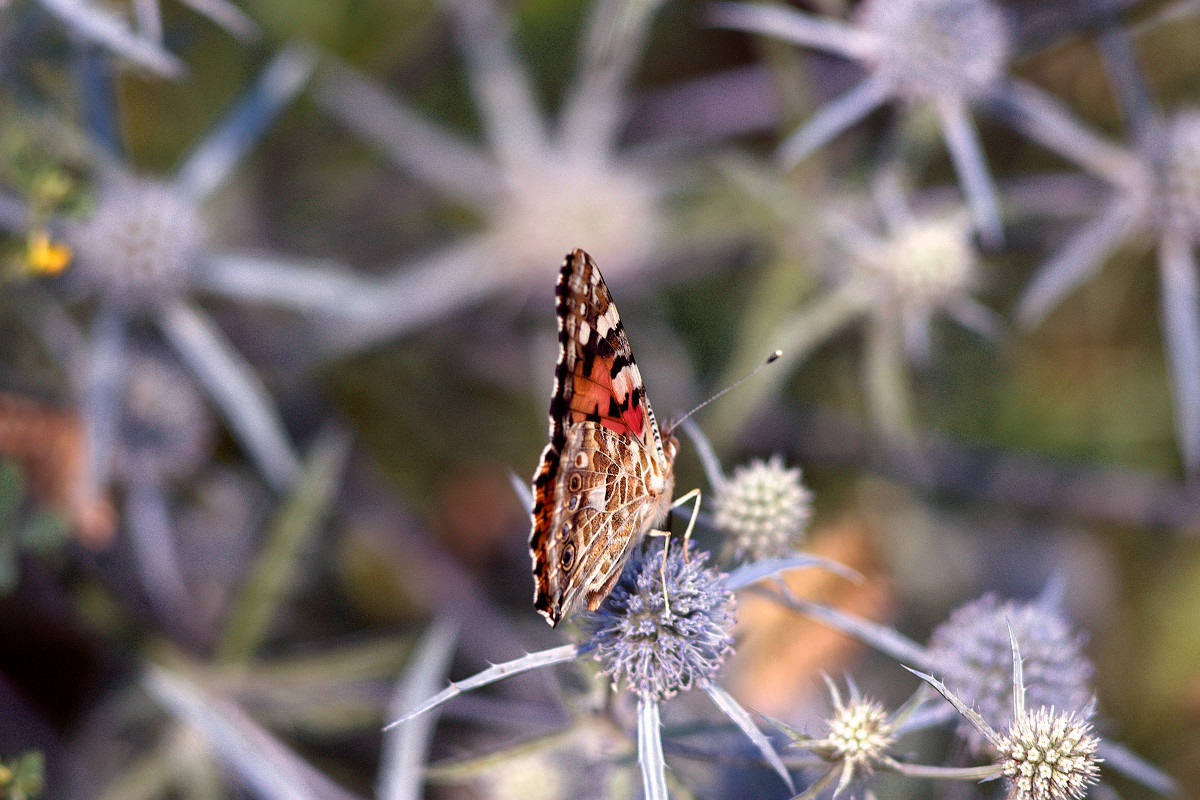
[[530, 250, 676, 626]]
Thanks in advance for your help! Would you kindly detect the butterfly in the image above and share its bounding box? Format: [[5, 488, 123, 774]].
[[530, 249, 678, 627]]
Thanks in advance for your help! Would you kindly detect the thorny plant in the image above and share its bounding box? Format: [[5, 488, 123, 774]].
[[381, 538, 851, 800], [0, 1, 1192, 799], [310, 0, 749, 352]]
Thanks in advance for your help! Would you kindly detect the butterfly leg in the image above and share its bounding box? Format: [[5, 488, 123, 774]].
[[647, 528, 675, 617], [650, 488, 704, 617], [670, 488, 702, 562]]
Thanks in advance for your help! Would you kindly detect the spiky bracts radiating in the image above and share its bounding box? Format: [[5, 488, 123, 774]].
[[927, 595, 1094, 751], [714, 455, 812, 561], [578, 539, 735, 701]]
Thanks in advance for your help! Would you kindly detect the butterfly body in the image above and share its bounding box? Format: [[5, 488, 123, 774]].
[[531, 250, 676, 627]]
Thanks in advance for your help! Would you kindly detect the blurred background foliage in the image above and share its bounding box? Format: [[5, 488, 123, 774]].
[[2, 0, 1200, 798]]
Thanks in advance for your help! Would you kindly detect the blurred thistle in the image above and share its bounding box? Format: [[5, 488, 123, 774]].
[[708, 186, 1000, 444], [926, 593, 1095, 752], [385, 538, 858, 798], [709, 0, 1014, 245], [116, 348, 214, 484], [911, 630, 1102, 800], [1014, 99, 1200, 474], [66, 177, 204, 310], [755, 576, 1174, 795], [713, 455, 813, 562], [311, 0, 701, 350], [25, 44, 330, 495], [29, 0, 257, 79]]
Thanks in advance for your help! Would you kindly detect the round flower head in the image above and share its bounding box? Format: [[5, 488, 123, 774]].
[[927, 595, 1094, 751], [1161, 109, 1200, 240], [824, 695, 894, 775], [68, 177, 204, 309], [498, 157, 657, 282], [578, 539, 735, 701], [858, 0, 1010, 102], [714, 455, 812, 561], [856, 214, 979, 312], [996, 706, 1101, 800], [118, 352, 214, 482]]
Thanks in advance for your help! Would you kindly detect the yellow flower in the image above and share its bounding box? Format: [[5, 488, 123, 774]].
[[26, 229, 72, 276]]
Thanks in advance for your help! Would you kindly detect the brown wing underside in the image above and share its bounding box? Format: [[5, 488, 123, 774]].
[[532, 423, 662, 625], [530, 250, 668, 626]]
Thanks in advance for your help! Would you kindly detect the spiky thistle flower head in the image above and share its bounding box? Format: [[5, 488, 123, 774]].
[[578, 539, 735, 701], [927, 595, 1094, 751], [496, 158, 659, 282], [823, 694, 895, 775], [996, 706, 1101, 800], [854, 212, 979, 312], [857, 0, 1010, 102], [714, 455, 812, 562], [68, 177, 204, 309], [1160, 109, 1200, 241], [118, 352, 214, 482]]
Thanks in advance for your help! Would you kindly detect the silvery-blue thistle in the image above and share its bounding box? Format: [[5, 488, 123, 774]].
[[384, 533, 851, 798], [857, 0, 1009, 103], [710, 0, 1014, 244], [713, 455, 812, 562], [311, 0, 704, 350], [578, 539, 736, 701], [67, 177, 204, 310], [926, 594, 1094, 751], [27, 45, 326, 495], [912, 630, 1103, 800]]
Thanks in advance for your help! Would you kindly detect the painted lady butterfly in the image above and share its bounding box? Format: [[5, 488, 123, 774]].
[[530, 250, 677, 627]]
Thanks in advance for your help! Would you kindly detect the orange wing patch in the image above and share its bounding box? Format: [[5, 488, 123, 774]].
[[566, 347, 647, 440]]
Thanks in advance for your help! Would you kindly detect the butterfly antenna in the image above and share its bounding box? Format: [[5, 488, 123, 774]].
[[667, 350, 782, 433]]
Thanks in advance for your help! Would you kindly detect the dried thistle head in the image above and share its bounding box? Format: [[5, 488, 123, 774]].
[[996, 706, 1101, 800], [858, 0, 1010, 102]]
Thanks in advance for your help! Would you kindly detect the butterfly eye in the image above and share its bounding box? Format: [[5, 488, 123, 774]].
[[560, 544, 575, 571], [568, 474, 582, 491]]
